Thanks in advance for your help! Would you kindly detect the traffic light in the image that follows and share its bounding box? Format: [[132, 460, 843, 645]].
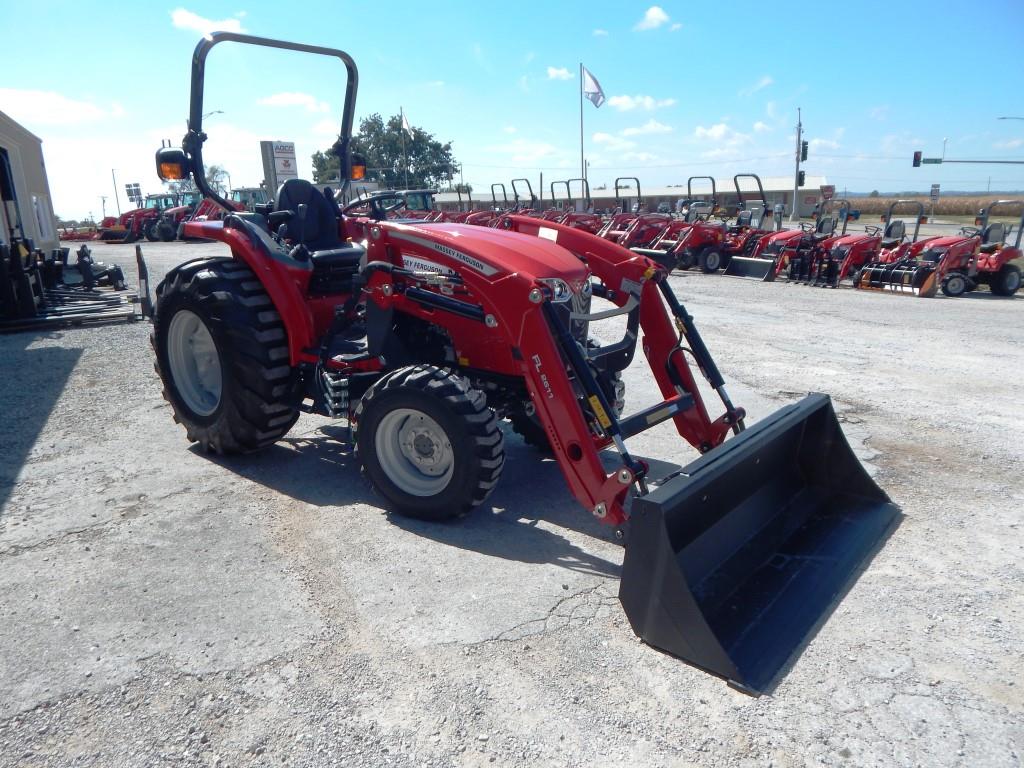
[[800, 141, 808, 162], [797, 170, 805, 187], [912, 151, 922, 167]]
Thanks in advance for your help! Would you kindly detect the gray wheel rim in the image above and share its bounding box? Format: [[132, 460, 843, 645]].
[[167, 309, 222, 416], [375, 408, 454, 496], [705, 251, 721, 271], [1005, 270, 1021, 292], [947, 275, 965, 295]]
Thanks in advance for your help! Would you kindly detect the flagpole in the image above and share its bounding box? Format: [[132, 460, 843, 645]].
[[400, 106, 409, 189], [579, 62, 585, 182]]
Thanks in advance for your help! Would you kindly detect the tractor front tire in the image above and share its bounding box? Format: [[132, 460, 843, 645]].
[[144, 221, 159, 242], [990, 264, 1021, 297], [354, 365, 504, 521], [941, 273, 968, 298], [152, 257, 299, 454], [157, 220, 177, 242], [699, 247, 724, 274]]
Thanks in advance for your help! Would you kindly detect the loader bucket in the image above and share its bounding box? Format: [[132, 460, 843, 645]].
[[858, 263, 937, 297], [619, 394, 898, 694], [722, 255, 776, 281]]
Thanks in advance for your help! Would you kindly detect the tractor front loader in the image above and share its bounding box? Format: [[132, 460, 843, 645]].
[[148, 32, 898, 694]]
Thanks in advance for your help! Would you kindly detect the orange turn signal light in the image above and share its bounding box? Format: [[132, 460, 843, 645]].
[[351, 163, 366, 181], [159, 162, 186, 180]]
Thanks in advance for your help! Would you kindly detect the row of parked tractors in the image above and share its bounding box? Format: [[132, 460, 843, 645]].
[[59, 187, 270, 244], [395, 174, 1022, 299]]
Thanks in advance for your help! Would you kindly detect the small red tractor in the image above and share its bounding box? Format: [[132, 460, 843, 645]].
[[645, 175, 776, 274], [147, 32, 897, 694], [152, 191, 202, 241], [858, 200, 1023, 297], [815, 200, 929, 288], [96, 193, 179, 243]]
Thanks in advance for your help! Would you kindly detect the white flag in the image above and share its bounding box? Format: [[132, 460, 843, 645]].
[[401, 110, 413, 136], [582, 66, 605, 108]]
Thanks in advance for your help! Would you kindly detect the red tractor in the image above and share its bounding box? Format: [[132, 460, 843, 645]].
[[858, 200, 1022, 297], [647, 174, 776, 274], [147, 32, 896, 694], [96, 193, 179, 243], [814, 200, 938, 288]]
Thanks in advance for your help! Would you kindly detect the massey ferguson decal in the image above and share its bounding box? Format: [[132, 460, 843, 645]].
[[391, 231, 500, 277]]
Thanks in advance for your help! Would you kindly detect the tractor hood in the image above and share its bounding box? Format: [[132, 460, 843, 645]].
[[917, 234, 971, 249], [831, 232, 878, 247], [386, 222, 590, 283]]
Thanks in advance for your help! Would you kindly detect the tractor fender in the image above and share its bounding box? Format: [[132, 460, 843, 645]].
[[181, 220, 316, 365]]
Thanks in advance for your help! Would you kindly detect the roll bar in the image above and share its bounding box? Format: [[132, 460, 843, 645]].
[[550, 180, 570, 205], [491, 183, 508, 207], [978, 200, 1024, 248], [883, 200, 926, 243], [686, 176, 717, 207], [614, 177, 641, 206], [821, 197, 853, 235], [180, 32, 358, 211], [566, 178, 592, 209], [510, 178, 536, 208], [733, 174, 768, 208]]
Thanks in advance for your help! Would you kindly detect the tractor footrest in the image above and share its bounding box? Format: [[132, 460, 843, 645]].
[[321, 370, 349, 417], [618, 393, 694, 440]]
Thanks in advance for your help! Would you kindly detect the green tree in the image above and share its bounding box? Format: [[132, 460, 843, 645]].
[[312, 113, 459, 189]]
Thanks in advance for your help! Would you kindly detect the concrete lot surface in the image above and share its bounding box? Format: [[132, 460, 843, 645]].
[[0, 238, 1021, 767]]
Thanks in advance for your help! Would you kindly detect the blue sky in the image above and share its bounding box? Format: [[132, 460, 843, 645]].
[[3, 1, 1023, 219]]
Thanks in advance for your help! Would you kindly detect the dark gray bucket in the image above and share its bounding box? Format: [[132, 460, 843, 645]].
[[619, 394, 899, 694], [723, 255, 776, 281]]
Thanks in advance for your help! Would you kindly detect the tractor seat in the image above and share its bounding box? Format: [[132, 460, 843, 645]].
[[879, 238, 901, 249], [980, 222, 1005, 246], [883, 220, 906, 241], [979, 242, 1001, 254], [275, 179, 343, 251]]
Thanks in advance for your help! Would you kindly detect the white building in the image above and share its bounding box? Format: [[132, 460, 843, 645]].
[[0, 110, 59, 253]]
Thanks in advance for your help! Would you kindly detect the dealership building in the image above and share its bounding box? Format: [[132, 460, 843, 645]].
[[435, 174, 829, 218], [0, 110, 59, 254]]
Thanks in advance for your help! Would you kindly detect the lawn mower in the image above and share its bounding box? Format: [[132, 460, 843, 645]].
[[858, 200, 1022, 297], [149, 32, 897, 694]]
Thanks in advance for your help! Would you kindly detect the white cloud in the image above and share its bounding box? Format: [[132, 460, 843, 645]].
[[753, 121, 770, 133], [524, 51, 536, 63], [995, 138, 1023, 149], [503, 126, 517, 134], [607, 94, 676, 112], [170, 8, 246, 35], [0, 88, 110, 125], [694, 123, 751, 157], [869, 105, 889, 121], [670, 23, 682, 31], [623, 151, 657, 163], [634, 6, 670, 30], [766, 100, 778, 119], [593, 29, 609, 36], [593, 132, 636, 152], [738, 75, 773, 97], [425, 80, 445, 88], [257, 92, 330, 113], [810, 138, 840, 151], [311, 118, 340, 137], [487, 138, 562, 164], [547, 67, 573, 80], [518, 75, 530, 93], [621, 119, 672, 136]]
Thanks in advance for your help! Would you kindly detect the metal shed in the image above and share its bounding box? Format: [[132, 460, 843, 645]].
[[0, 110, 59, 253]]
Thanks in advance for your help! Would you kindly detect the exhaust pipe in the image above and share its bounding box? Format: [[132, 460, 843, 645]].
[[619, 394, 899, 694]]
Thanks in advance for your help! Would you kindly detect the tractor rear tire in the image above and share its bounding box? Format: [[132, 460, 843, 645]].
[[941, 273, 968, 298], [353, 365, 504, 521], [157, 221, 177, 242], [849, 268, 862, 288], [144, 221, 159, 242], [152, 257, 299, 454], [699, 247, 724, 274], [990, 264, 1021, 296]]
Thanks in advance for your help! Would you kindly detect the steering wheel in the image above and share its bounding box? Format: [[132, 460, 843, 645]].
[[959, 226, 980, 237], [800, 222, 815, 233], [341, 193, 409, 220], [864, 225, 882, 236]]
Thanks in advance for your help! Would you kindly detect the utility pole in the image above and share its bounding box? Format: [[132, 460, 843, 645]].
[[790, 107, 802, 222], [111, 169, 121, 215], [100, 196, 107, 218]]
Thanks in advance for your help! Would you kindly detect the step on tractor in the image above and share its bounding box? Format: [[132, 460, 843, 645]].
[[148, 33, 898, 694], [857, 201, 1022, 298], [820, 200, 928, 288]]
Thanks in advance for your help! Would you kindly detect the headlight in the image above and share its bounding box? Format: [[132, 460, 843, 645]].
[[538, 278, 573, 302]]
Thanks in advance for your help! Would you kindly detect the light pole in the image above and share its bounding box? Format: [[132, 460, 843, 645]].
[[111, 169, 121, 215], [942, 138, 948, 160], [997, 116, 1024, 120]]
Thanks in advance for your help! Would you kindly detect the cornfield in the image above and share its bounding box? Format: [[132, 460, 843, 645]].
[[850, 196, 1023, 217]]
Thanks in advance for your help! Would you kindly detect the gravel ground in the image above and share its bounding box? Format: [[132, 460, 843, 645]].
[[0, 238, 1021, 767]]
